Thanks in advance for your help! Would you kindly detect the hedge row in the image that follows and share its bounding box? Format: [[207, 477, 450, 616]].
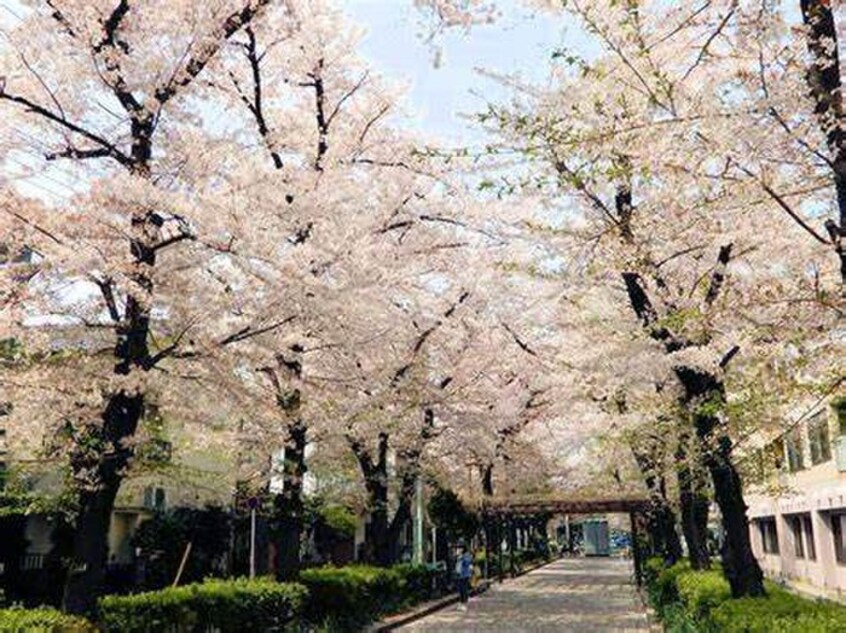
[[1, 564, 443, 633], [299, 563, 443, 631], [645, 558, 846, 632], [0, 607, 95, 632], [98, 577, 308, 633]]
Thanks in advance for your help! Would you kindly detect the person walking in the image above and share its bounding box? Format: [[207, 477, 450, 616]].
[[455, 544, 473, 611]]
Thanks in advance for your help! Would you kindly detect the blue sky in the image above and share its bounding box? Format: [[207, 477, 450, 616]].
[[344, 1, 575, 144]]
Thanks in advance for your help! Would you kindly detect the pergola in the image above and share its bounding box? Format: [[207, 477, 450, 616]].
[[478, 495, 652, 584]]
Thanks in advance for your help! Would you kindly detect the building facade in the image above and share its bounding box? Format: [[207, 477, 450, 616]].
[[747, 398, 846, 600]]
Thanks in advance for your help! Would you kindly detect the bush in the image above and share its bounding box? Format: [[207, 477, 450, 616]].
[[298, 565, 404, 632], [675, 569, 730, 620], [392, 563, 443, 604], [711, 585, 846, 633], [0, 607, 95, 632], [648, 560, 692, 615], [98, 577, 307, 633], [132, 505, 232, 591], [646, 559, 846, 633]]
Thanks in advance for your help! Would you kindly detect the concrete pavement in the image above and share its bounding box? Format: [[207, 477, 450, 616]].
[[396, 557, 651, 632]]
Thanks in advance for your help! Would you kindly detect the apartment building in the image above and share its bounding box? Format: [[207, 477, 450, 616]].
[[747, 397, 846, 600]]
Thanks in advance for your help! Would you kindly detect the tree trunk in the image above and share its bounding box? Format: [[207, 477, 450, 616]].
[[482, 463, 494, 497], [349, 432, 391, 566], [481, 463, 494, 579], [676, 429, 711, 570], [62, 391, 144, 614], [675, 366, 764, 597], [369, 477, 390, 566], [274, 418, 307, 580], [631, 445, 682, 564], [801, 0, 846, 289]]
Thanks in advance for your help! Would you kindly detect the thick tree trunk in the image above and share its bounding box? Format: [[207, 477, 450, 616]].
[[482, 463, 494, 497], [801, 0, 846, 289], [62, 391, 144, 614], [349, 432, 391, 566], [631, 445, 682, 564], [369, 478, 391, 566], [274, 418, 307, 580], [676, 429, 711, 570], [675, 366, 764, 597]]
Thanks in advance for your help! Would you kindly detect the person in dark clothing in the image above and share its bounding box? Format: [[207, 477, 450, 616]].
[[455, 544, 473, 610]]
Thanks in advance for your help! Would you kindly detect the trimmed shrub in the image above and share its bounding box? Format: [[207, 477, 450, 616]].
[[711, 586, 846, 633], [298, 565, 404, 632], [675, 569, 730, 620], [649, 560, 692, 614], [643, 556, 665, 586], [98, 577, 307, 633], [0, 606, 95, 632], [646, 558, 846, 633], [392, 563, 443, 604]]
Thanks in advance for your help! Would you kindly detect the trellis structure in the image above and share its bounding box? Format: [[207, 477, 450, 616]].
[[479, 495, 651, 585]]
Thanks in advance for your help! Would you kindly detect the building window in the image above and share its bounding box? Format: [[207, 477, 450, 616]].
[[768, 438, 785, 472], [832, 514, 846, 565], [788, 516, 804, 558], [758, 517, 779, 554], [143, 486, 167, 511], [808, 412, 832, 465], [836, 400, 846, 437], [786, 428, 805, 472], [803, 514, 816, 561]]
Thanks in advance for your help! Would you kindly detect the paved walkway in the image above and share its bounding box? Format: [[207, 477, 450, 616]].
[[397, 557, 650, 632]]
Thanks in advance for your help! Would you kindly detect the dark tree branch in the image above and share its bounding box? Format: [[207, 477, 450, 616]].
[[88, 275, 121, 323], [218, 315, 296, 346], [0, 91, 130, 166], [154, 0, 273, 106], [501, 322, 538, 357], [704, 243, 733, 307]]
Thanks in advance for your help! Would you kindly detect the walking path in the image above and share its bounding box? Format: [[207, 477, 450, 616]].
[[397, 557, 650, 632]]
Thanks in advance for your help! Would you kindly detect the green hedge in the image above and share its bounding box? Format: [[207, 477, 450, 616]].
[[298, 564, 442, 632], [0, 607, 95, 633], [646, 558, 846, 633], [98, 577, 307, 633]]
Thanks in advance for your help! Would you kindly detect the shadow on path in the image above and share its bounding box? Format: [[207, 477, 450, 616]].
[[397, 557, 650, 632]]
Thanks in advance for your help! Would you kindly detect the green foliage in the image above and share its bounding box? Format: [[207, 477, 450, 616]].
[[646, 559, 846, 633], [643, 556, 665, 586], [318, 504, 357, 537], [711, 585, 846, 633], [0, 606, 95, 632], [131, 505, 232, 590], [675, 569, 730, 620], [0, 339, 23, 363], [648, 559, 691, 614], [426, 486, 479, 543], [98, 577, 307, 633], [298, 565, 402, 632], [298, 563, 441, 632]]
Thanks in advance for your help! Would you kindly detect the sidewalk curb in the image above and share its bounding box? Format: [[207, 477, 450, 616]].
[[367, 581, 492, 632]]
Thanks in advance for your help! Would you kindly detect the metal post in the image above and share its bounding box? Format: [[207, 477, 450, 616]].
[[431, 527, 437, 564], [249, 506, 256, 580], [497, 515, 504, 582], [509, 516, 517, 577], [413, 476, 424, 564]]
